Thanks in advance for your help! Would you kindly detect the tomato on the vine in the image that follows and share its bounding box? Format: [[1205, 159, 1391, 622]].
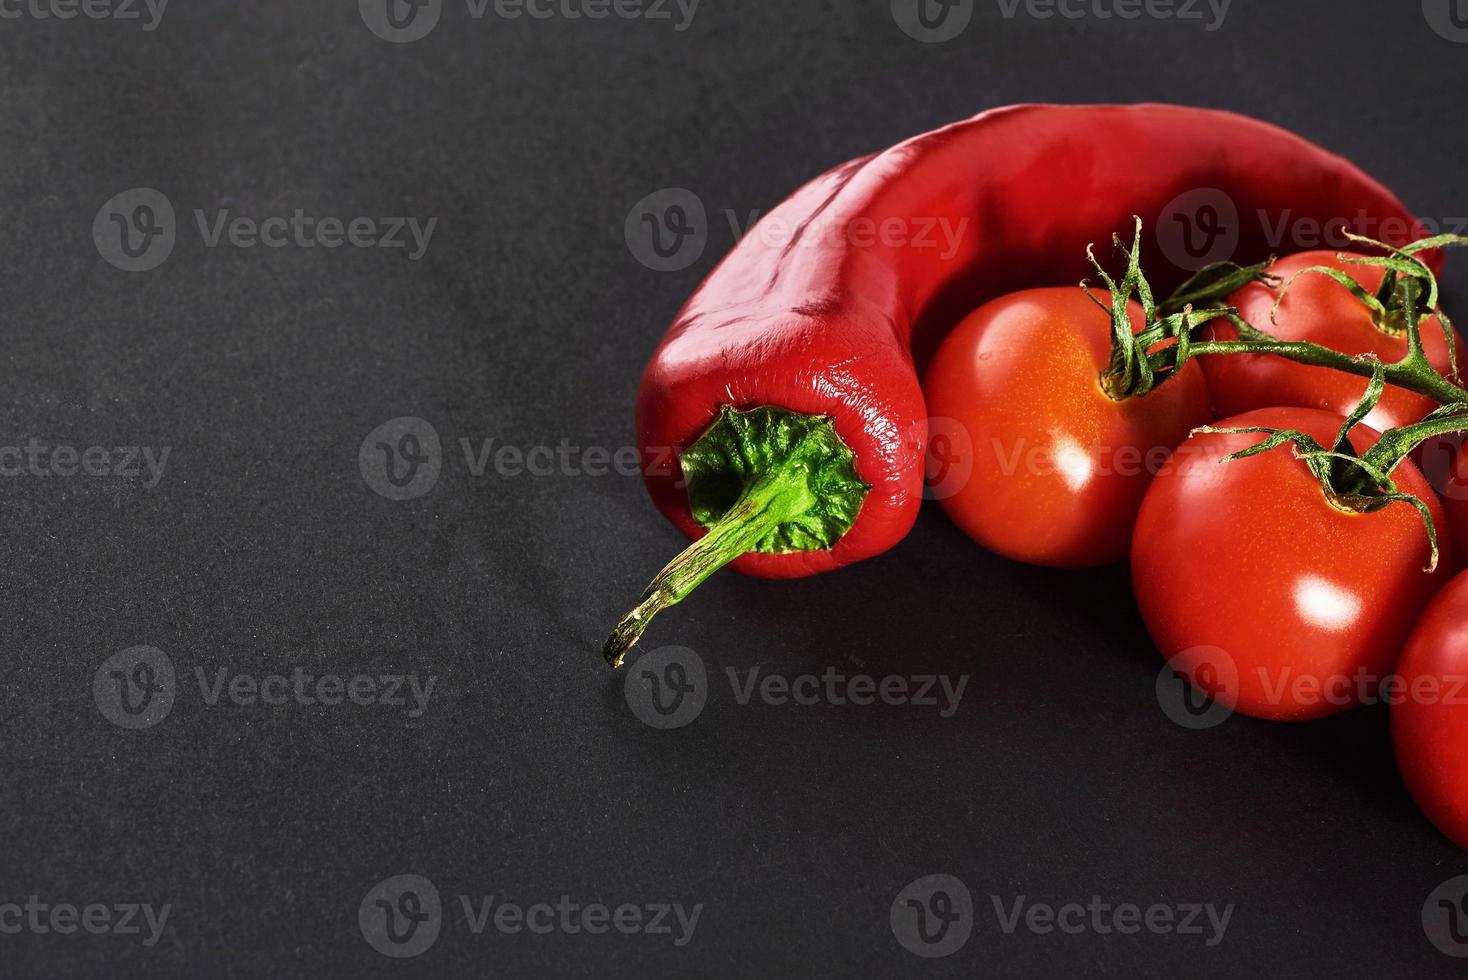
[[1202, 251, 1455, 431], [1132, 407, 1451, 721], [1385, 569, 1468, 850], [1393, 569, 1468, 850], [922, 287, 1211, 568], [1430, 440, 1468, 563]]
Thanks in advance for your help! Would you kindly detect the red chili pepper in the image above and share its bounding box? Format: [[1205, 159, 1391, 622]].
[[606, 102, 1440, 666]]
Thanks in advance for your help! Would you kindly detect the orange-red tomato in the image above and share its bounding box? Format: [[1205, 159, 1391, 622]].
[[1435, 440, 1468, 561], [1202, 251, 1454, 431], [1133, 408, 1451, 722], [922, 287, 1211, 568], [1393, 569, 1468, 850]]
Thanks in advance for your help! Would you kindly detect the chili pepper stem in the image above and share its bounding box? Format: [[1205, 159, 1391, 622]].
[[604, 463, 819, 669]]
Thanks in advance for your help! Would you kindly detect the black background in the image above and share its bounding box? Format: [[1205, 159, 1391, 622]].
[[3, 0, 1467, 976]]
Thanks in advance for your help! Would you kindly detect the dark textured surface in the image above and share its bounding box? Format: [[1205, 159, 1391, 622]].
[[3, 0, 1468, 976]]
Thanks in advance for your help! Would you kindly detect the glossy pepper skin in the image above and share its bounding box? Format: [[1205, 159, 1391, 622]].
[[635, 103, 1438, 579]]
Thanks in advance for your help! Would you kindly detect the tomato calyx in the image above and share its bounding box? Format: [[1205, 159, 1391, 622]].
[[1199, 364, 1468, 572], [1086, 218, 1276, 399], [1268, 232, 1464, 374]]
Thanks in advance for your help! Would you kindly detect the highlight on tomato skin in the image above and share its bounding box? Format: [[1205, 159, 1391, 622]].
[[921, 286, 1212, 569], [1131, 407, 1453, 723], [1392, 570, 1468, 852], [1201, 251, 1457, 432]]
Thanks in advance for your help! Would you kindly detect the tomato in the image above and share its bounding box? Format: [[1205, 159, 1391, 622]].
[[1132, 407, 1451, 721], [1202, 251, 1455, 431], [1435, 438, 1468, 562], [922, 287, 1212, 567], [1393, 570, 1468, 850]]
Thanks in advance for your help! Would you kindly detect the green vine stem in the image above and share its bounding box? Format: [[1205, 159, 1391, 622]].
[[1090, 221, 1468, 408], [1258, 231, 1463, 378], [1091, 224, 1468, 570], [1157, 257, 1282, 319], [1182, 334, 1468, 409], [1360, 403, 1468, 490], [1179, 274, 1468, 405], [1086, 218, 1277, 399]]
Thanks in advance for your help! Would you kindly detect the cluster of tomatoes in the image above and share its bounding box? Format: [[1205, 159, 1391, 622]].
[[923, 244, 1468, 852]]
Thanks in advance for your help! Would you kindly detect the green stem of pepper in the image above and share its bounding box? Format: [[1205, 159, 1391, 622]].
[[604, 463, 817, 668], [605, 406, 869, 669]]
